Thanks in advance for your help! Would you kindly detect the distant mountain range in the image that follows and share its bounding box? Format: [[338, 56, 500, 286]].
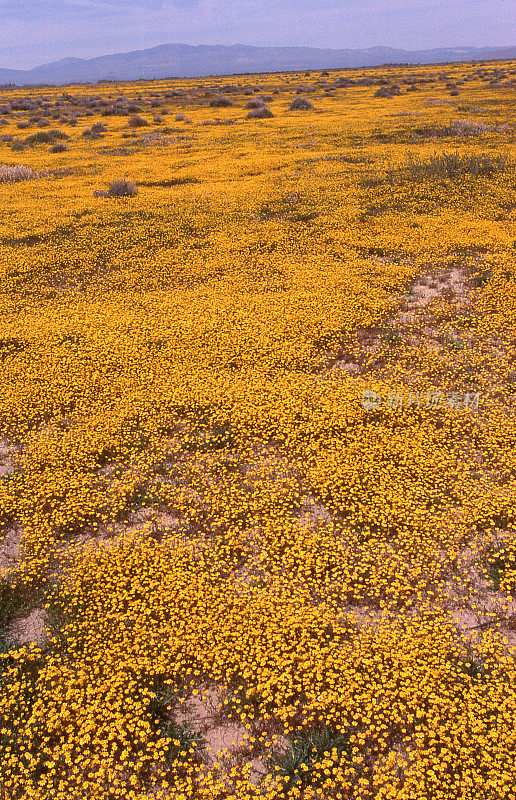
[[1, 43, 515, 86]]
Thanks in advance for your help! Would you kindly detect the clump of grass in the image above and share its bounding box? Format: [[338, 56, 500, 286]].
[[147, 682, 204, 766], [383, 324, 402, 347], [451, 654, 488, 682], [0, 580, 15, 652], [268, 724, 352, 794], [0, 164, 38, 183], [289, 97, 314, 111], [484, 544, 516, 591], [385, 150, 513, 184], [0, 576, 32, 652], [470, 267, 492, 287], [445, 336, 466, 352]]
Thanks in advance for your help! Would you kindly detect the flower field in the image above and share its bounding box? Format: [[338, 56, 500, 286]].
[[0, 60, 516, 799]]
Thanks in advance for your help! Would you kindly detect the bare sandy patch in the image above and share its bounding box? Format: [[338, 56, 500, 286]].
[[8, 607, 48, 646]]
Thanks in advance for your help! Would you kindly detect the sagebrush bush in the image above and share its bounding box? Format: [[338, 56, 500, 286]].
[[128, 114, 149, 128], [414, 120, 510, 138], [25, 129, 68, 145], [289, 97, 314, 110], [209, 97, 235, 108], [374, 85, 402, 97], [0, 164, 38, 183], [247, 106, 274, 119], [106, 179, 138, 197], [386, 150, 514, 183]]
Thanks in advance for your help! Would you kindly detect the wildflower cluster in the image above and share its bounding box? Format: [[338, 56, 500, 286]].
[[0, 58, 515, 799]]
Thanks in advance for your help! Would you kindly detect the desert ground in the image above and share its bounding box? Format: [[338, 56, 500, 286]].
[[0, 59, 516, 799]]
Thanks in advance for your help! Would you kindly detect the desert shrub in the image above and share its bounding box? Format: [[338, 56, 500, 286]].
[[26, 129, 68, 145], [245, 99, 266, 109], [0, 164, 38, 183], [106, 179, 138, 198], [386, 151, 513, 183], [82, 127, 102, 140], [374, 85, 402, 97], [175, 113, 186, 121], [209, 97, 235, 108], [289, 97, 314, 110], [50, 143, 68, 153], [128, 114, 149, 127], [247, 106, 274, 119], [425, 120, 508, 137]]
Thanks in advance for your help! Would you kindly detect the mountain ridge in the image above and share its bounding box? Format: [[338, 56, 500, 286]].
[[1, 43, 514, 86]]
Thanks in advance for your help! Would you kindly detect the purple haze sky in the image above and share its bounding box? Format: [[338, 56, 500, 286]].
[[1, 0, 514, 70]]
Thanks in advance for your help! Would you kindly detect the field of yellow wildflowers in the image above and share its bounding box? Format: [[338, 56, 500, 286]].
[[0, 59, 516, 799]]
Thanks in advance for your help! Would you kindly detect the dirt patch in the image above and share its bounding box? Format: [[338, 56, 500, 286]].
[[8, 607, 48, 646], [0, 526, 22, 573], [0, 438, 16, 478]]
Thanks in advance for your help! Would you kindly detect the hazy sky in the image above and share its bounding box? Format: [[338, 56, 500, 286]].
[[1, 0, 514, 70]]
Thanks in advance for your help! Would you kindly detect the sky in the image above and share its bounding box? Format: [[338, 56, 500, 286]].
[[1, 0, 514, 70]]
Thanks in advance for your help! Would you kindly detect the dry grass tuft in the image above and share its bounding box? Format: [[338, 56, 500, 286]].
[[289, 97, 314, 110], [0, 164, 38, 183]]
